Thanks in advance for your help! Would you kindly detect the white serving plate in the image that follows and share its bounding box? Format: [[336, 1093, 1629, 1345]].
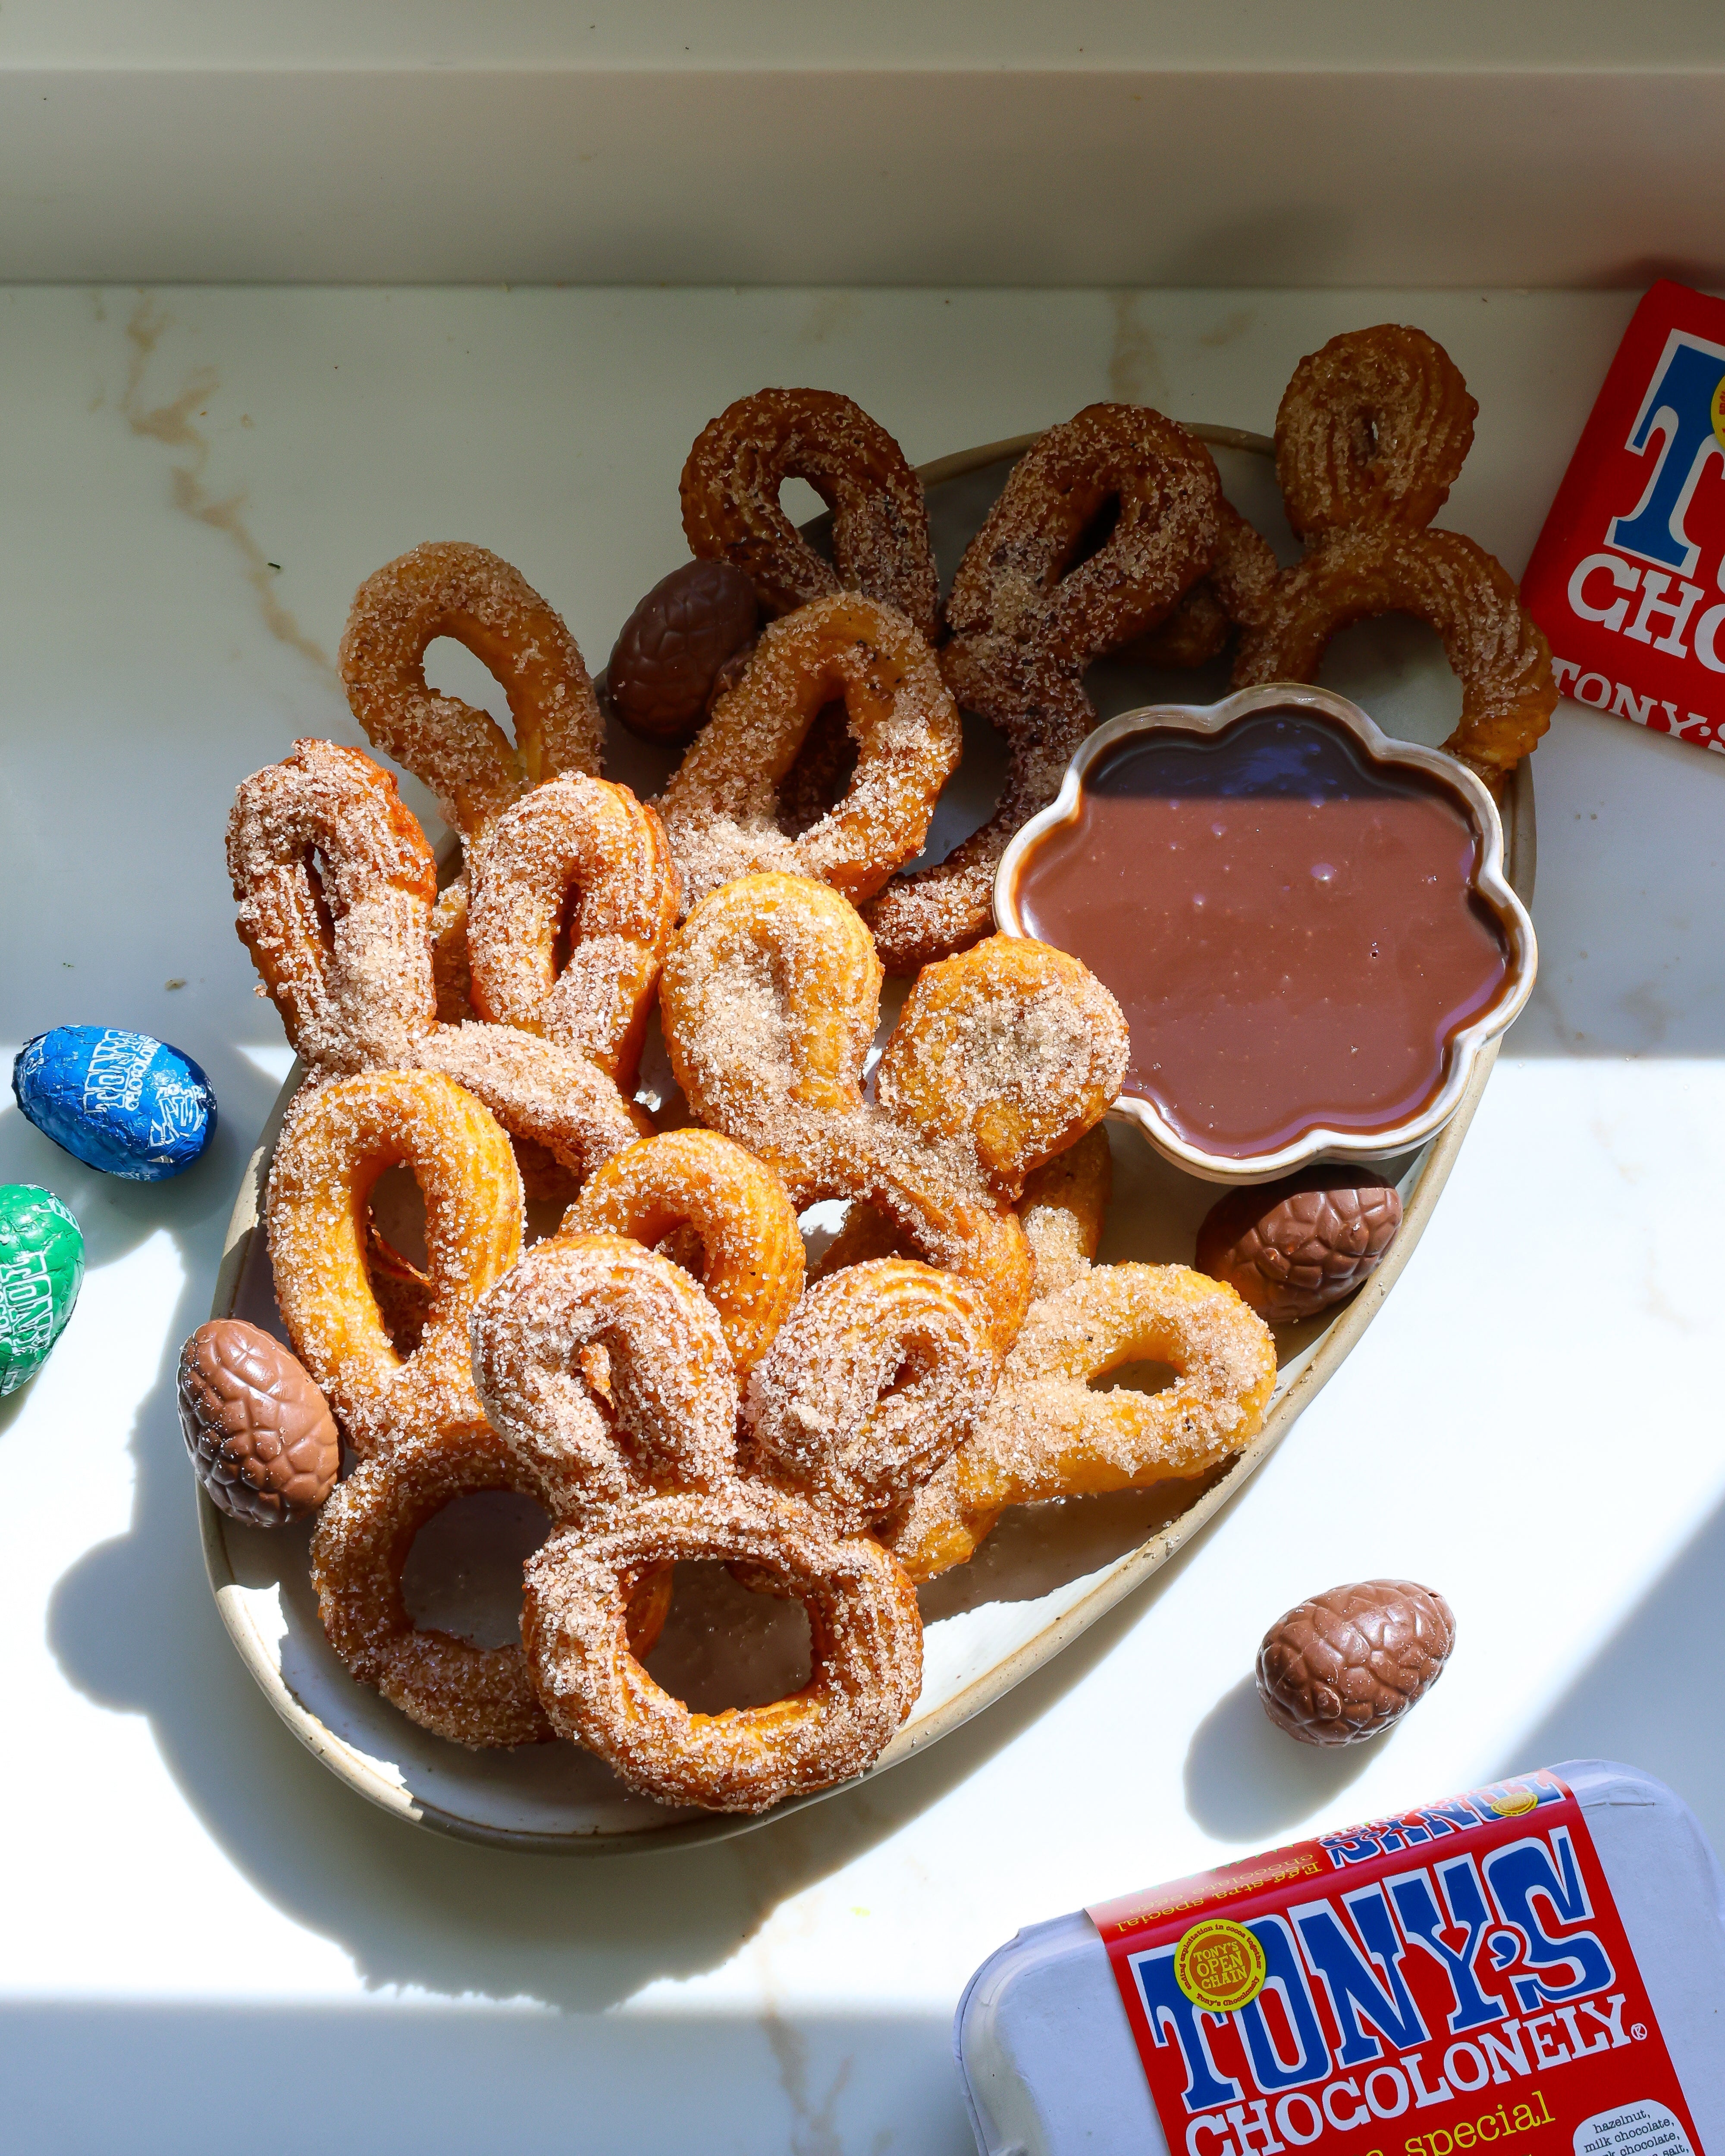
[[201, 426, 1536, 1852]]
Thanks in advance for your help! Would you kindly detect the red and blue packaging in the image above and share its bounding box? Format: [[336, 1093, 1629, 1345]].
[[954, 1761, 1723, 2156], [1091, 1771, 1698, 2155], [1521, 277, 1725, 755]]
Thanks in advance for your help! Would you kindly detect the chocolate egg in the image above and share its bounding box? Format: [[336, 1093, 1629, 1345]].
[[178, 1319, 340, 1526], [1196, 1167, 1401, 1324], [13, 1025, 216, 1181], [607, 559, 759, 739], [1257, 1579, 1455, 1745], [0, 1185, 84, 1396]]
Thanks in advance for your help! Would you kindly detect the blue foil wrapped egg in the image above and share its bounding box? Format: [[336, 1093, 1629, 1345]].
[[12, 1027, 216, 1181]]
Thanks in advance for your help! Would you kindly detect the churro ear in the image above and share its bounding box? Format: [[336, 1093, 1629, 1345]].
[[873, 936, 1128, 1204], [681, 386, 940, 639], [561, 1128, 805, 1382], [339, 539, 602, 839], [657, 592, 961, 916], [227, 737, 439, 1071], [658, 873, 882, 1185], [470, 1232, 739, 1521], [465, 771, 679, 1085], [743, 1259, 995, 1534], [1273, 323, 1476, 540]]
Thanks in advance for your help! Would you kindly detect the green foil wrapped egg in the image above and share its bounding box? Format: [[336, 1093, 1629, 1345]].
[[0, 1185, 85, 1396]]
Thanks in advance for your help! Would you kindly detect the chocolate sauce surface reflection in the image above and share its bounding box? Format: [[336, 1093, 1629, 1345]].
[[1012, 711, 1511, 1157]]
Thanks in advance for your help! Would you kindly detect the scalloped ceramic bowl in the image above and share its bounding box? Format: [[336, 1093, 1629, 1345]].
[[994, 680, 1537, 1185]]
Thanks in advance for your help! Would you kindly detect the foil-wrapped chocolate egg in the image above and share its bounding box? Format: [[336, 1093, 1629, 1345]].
[[607, 559, 759, 739], [178, 1319, 340, 1527], [0, 1185, 84, 1396], [13, 1025, 216, 1181]]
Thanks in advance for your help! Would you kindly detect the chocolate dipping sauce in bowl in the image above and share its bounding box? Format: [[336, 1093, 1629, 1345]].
[[994, 682, 1537, 1183]]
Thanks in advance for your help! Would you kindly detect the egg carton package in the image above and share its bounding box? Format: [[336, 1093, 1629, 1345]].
[[956, 1761, 1725, 2156]]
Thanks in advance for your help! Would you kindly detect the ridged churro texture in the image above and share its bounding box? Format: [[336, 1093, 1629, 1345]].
[[658, 593, 961, 913], [866, 404, 1223, 971], [1233, 324, 1556, 785], [681, 386, 940, 639]]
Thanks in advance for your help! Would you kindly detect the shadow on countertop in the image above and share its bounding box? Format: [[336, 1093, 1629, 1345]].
[[1181, 1489, 1725, 1861], [42, 1256, 1213, 2015], [1491, 1489, 1725, 1849], [1182, 1673, 1378, 1842], [5, 2000, 974, 2156]]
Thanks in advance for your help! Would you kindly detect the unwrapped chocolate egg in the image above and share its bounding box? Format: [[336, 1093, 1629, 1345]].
[[178, 1319, 340, 1526], [1196, 1167, 1401, 1324], [13, 1025, 216, 1181], [607, 559, 759, 739], [0, 1185, 84, 1396], [1257, 1578, 1455, 1745]]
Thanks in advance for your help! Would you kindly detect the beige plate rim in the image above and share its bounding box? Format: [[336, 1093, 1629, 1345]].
[[199, 424, 1536, 1854]]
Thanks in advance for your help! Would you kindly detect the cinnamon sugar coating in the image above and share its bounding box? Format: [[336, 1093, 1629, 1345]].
[[470, 1166, 932, 1808], [884, 1128, 1277, 1582], [468, 1232, 739, 1521], [861, 721, 1089, 975], [1017, 1123, 1113, 1299], [561, 1130, 804, 1380], [339, 539, 605, 1020], [875, 936, 1129, 1205], [1274, 325, 1476, 539], [1122, 499, 1281, 671], [230, 739, 654, 1186], [523, 1487, 923, 1812], [339, 540, 602, 839], [865, 404, 1222, 970], [743, 1259, 994, 1533], [659, 873, 1124, 1354], [229, 738, 437, 1071], [1233, 523, 1557, 786], [658, 594, 961, 914], [1235, 326, 1555, 784], [466, 771, 679, 1085], [681, 387, 940, 639], [267, 1069, 524, 1458], [310, 1423, 671, 1750]]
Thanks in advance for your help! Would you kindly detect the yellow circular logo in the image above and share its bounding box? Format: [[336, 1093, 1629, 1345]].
[[1174, 1918, 1268, 2013], [1486, 1783, 1540, 1818], [1711, 375, 1725, 454]]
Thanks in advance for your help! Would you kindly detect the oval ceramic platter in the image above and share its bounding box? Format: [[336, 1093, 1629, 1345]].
[[203, 426, 1535, 1852]]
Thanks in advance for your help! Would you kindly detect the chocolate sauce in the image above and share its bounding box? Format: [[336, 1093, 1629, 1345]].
[[1011, 710, 1512, 1157]]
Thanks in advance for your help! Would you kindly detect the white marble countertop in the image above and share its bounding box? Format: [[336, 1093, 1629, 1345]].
[[2, 285, 1722, 2154]]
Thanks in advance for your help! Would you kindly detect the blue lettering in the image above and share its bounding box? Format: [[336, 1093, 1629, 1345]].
[[1293, 1886, 1430, 2067], [1387, 1857, 1508, 2036], [1236, 1916, 1331, 2091], [1607, 331, 1725, 573], [1130, 1947, 1244, 2111], [1418, 1800, 1486, 1837], [1483, 1827, 1615, 2009]]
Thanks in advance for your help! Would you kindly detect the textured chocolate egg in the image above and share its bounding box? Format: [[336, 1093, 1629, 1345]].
[[1257, 1579, 1455, 1745], [179, 1319, 340, 1526], [1196, 1168, 1402, 1324], [607, 559, 760, 739]]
